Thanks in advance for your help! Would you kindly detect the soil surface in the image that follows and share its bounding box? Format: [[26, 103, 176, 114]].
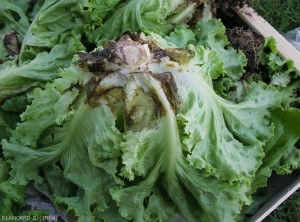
[[216, 1, 265, 75], [226, 27, 264, 73]]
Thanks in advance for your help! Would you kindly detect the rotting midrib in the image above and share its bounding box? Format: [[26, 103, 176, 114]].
[[138, 72, 182, 181]]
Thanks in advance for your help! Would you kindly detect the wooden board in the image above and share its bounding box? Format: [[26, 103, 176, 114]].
[[233, 4, 300, 73], [250, 172, 300, 222]]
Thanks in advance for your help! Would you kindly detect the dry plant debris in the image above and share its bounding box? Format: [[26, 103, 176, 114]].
[[226, 26, 264, 71]]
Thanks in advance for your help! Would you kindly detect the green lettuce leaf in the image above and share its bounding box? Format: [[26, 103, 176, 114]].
[[193, 19, 247, 81], [87, 0, 205, 46], [2, 63, 123, 220], [260, 108, 300, 176], [247, 108, 300, 195], [19, 0, 87, 61], [0, 40, 83, 103], [0, 1, 30, 40], [240, 108, 300, 220], [0, 197, 14, 217], [255, 37, 299, 108]]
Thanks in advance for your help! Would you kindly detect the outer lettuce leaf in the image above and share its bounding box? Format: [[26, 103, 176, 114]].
[[240, 108, 300, 220], [0, 159, 26, 218], [2, 64, 123, 221], [81, 0, 122, 27], [1, 64, 84, 184], [233, 37, 299, 106], [54, 104, 121, 220], [2, 104, 121, 221], [0, 95, 28, 143], [0, 1, 30, 40], [1, 139, 62, 185], [0, 41, 83, 103], [180, 81, 278, 183], [168, 42, 280, 183], [0, 197, 14, 217], [11, 85, 61, 147], [158, 24, 196, 49], [19, 0, 87, 61], [193, 19, 247, 81], [0, 38, 8, 63], [272, 146, 300, 174], [87, 0, 203, 46], [0, 114, 11, 142], [257, 108, 300, 178], [0, 179, 26, 205]]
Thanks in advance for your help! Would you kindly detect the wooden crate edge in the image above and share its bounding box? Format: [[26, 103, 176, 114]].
[[232, 4, 300, 73]]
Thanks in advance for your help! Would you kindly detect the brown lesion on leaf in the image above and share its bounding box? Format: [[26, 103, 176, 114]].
[[84, 76, 102, 107], [85, 76, 99, 97], [63, 82, 82, 94], [152, 49, 168, 60], [77, 41, 117, 72], [85, 76, 113, 108], [124, 86, 164, 132], [2, 31, 20, 56], [78, 32, 149, 72], [147, 86, 167, 118], [0, 31, 20, 64], [165, 48, 195, 64], [151, 72, 180, 113], [125, 105, 136, 128], [84, 75, 123, 108], [152, 48, 195, 65]]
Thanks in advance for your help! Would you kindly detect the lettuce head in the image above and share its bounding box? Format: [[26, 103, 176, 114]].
[[1, 0, 300, 221], [2, 19, 298, 221]]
